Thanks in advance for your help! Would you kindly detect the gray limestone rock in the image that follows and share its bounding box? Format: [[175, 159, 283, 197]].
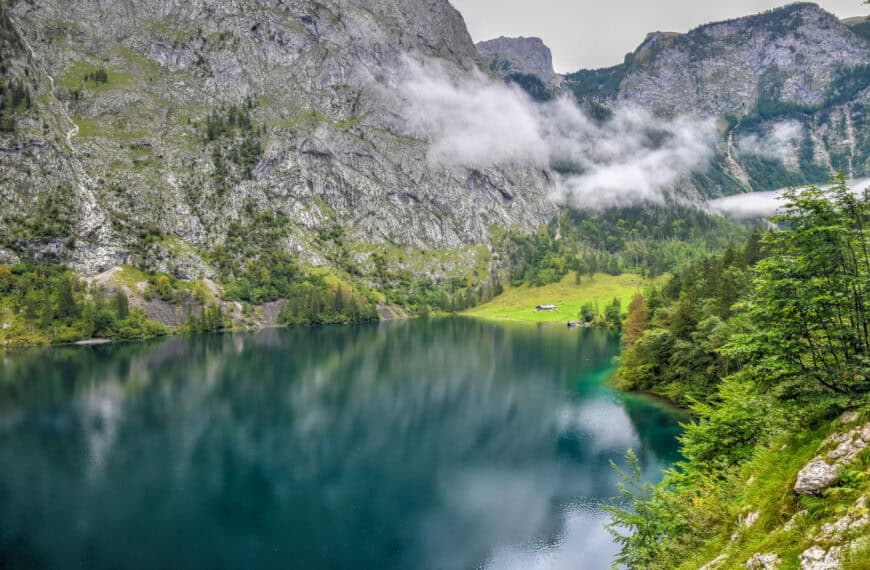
[[476, 36, 558, 83], [795, 459, 841, 495]]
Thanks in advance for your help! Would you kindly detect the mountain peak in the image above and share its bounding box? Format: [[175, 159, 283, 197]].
[[476, 36, 557, 82]]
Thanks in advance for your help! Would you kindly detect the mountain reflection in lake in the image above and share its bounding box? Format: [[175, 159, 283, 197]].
[[0, 318, 682, 570]]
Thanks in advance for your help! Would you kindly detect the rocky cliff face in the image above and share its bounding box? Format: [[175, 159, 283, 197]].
[[1, 1, 868, 277], [563, 3, 870, 194], [616, 4, 866, 116], [0, 0, 555, 274], [476, 36, 558, 84]]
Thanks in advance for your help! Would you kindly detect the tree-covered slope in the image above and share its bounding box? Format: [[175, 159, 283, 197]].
[[611, 177, 870, 569]]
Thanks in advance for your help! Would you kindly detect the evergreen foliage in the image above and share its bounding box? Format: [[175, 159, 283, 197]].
[[609, 176, 870, 567], [202, 98, 265, 186], [0, 3, 31, 134], [0, 263, 167, 345], [496, 206, 748, 288]]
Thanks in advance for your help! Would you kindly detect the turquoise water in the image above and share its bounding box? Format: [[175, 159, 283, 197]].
[[0, 318, 682, 569]]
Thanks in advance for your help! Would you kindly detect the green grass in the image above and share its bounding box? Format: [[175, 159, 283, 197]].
[[146, 19, 196, 44], [676, 412, 870, 570], [58, 60, 132, 92], [73, 117, 151, 142], [113, 265, 149, 290], [465, 272, 668, 323]]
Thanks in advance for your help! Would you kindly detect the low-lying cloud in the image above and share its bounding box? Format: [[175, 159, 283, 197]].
[[709, 178, 870, 220], [736, 121, 803, 163], [395, 58, 718, 209]]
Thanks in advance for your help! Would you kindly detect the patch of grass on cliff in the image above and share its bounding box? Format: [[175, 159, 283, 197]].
[[146, 19, 196, 45], [58, 60, 132, 92], [465, 272, 667, 323], [74, 117, 151, 142], [111, 265, 149, 291]]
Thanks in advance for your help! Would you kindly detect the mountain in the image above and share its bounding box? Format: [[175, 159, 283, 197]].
[[843, 15, 870, 42], [561, 3, 870, 195], [1, 1, 868, 280], [0, 0, 554, 275], [476, 36, 560, 100]]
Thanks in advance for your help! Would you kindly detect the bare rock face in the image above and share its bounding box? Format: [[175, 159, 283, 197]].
[[476, 36, 558, 83], [616, 3, 869, 117], [795, 423, 870, 495], [795, 459, 841, 495], [746, 553, 780, 569], [0, 0, 555, 275]]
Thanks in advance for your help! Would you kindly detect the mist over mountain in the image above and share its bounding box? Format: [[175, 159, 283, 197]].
[[0, 0, 867, 276], [491, 3, 869, 197]]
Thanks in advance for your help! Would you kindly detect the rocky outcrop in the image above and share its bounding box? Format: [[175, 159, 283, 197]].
[[795, 422, 870, 494], [799, 545, 841, 570], [596, 3, 868, 117], [746, 553, 780, 569], [476, 36, 558, 83], [821, 496, 868, 542], [795, 459, 841, 495]]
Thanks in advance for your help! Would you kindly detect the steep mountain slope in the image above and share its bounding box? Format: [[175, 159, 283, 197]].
[[562, 3, 870, 194], [0, 0, 554, 275], [476, 36, 560, 101]]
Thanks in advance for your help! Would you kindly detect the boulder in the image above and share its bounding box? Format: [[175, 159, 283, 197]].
[[795, 459, 840, 495], [799, 545, 841, 570]]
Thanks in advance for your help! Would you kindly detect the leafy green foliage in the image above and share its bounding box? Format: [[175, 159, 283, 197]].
[[209, 209, 379, 324], [201, 98, 265, 186], [504, 72, 553, 102], [731, 176, 870, 396], [0, 263, 166, 345], [610, 177, 870, 567], [278, 282, 378, 326], [186, 304, 226, 333], [563, 63, 628, 101], [82, 67, 108, 85], [497, 206, 748, 288]]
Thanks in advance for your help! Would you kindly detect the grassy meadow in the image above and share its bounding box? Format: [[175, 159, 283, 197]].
[[464, 272, 668, 323]]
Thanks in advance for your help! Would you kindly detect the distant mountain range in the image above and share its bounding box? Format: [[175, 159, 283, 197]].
[[481, 3, 869, 196]]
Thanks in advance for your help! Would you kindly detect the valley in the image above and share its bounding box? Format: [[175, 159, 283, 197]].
[[0, 0, 868, 569]]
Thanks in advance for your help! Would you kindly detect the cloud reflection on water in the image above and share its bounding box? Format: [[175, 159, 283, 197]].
[[0, 319, 681, 570]]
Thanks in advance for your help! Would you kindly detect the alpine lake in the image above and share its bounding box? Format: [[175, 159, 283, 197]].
[[0, 318, 683, 569]]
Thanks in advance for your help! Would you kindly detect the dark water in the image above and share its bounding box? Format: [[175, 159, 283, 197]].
[[0, 318, 682, 570]]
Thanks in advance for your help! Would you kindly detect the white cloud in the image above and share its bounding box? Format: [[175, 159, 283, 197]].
[[394, 57, 718, 209], [736, 121, 803, 163], [708, 178, 870, 219]]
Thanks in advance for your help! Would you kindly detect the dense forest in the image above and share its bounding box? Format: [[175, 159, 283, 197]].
[[496, 205, 748, 287], [0, 264, 166, 344], [608, 176, 870, 568]]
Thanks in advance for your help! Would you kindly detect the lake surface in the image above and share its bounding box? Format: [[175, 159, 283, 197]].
[[0, 318, 682, 570]]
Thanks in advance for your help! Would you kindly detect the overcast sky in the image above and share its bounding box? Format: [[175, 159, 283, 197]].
[[450, 1, 869, 71]]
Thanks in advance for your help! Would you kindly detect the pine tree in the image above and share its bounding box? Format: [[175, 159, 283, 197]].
[[624, 293, 648, 349]]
